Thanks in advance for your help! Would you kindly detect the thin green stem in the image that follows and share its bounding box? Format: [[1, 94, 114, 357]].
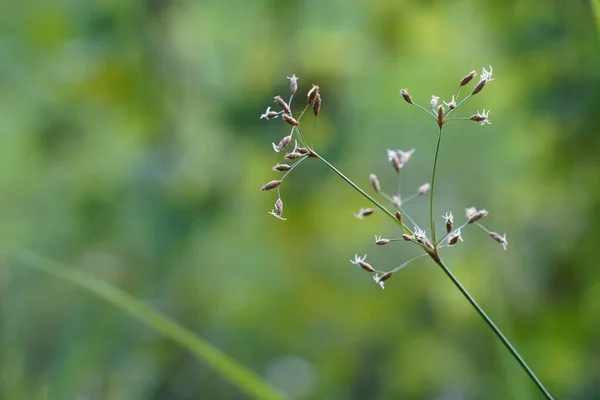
[[312, 152, 411, 234], [10, 249, 283, 400], [429, 128, 443, 245], [411, 103, 438, 120], [433, 256, 554, 400]]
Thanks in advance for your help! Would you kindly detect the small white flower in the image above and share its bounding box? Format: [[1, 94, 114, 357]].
[[386, 149, 398, 161], [480, 65, 494, 82], [373, 274, 386, 289], [430, 95, 440, 109], [444, 95, 457, 110], [396, 148, 415, 166], [268, 210, 286, 220], [413, 227, 427, 242], [442, 212, 454, 224], [473, 109, 492, 125], [350, 254, 368, 265], [354, 208, 374, 220]]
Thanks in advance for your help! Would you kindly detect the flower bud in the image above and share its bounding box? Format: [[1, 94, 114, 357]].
[[437, 105, 445, 128], [375, 235, 390, 245], [400, 89, 413, 104], [369, 174, 381, 193], [269, 198, 286, 220], [395, 211, 403, 223], [284, 152, 304, 160], [418, 183, 431, 195], [272, 163, 292, 172], [260, 180, 282, 191], [472, 79, 486, 95], [313, 93, 321, 116], [282, 113, 299, 126], [287, 74, 298, 95], [387, 150, 402, 173], [307, 84, 320, 105], [272, 135, 292, 153], [467, 208, 488, 224], [460, 70, 476, 87], [447, 230, 463, 246], [273, 95, 292, 115], [489, 232, 508, 250], [355, 208, 375, 219]]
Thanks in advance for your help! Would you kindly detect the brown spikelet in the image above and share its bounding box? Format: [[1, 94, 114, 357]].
[[402, 233, 412, 241], [472, 79, 486, 95], [260, 180, 282, 191], [307, 84, 320, 105], [379, 271, 393, 282], [313, 93, 321, 116], [369, 174, 381, 193], [437, 105, 445, 128], [274, 96, 292, 115], [272, 163, 292, 172], [284, 152, 304, 160], [460, 70, 476, 87], [400, 89, 413, 104], [395, 211, 403, 223], [467, 209, 488, 224], [282, 113, 299, 126]]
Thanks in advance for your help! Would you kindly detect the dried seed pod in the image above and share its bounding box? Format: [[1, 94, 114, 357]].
[[460, 70, 476, 87], [489, 232, 508, 250], [369, 174, 381, 193], [373, 272, 392, 289], [272, 163, 292, 172], [282, 113, 299, 126], [447, 230, 463, 246], [307, 84, 320, 105], [418, 183, 431, 195], [467, 209, 489, 224], [287, 74, 298, 95], [272, 135, 292, 152], [395, 211, 403, 223], [375, 236, 390, 245], [443, 212, 454, 233], [260, 180, 282, 191], [274, 95, 292, 115], [269, 198, 286, 220], [350, 254, 374, 272], [437, 105, 445, 128], [387, 150, 402, 173], [284, 152, 304, 160], [355, 208, 375, 219], [472, 80, 486, 95], [260, 106, 279, 120], [400, 89, 413, 104], [313, 93, 321, 116]]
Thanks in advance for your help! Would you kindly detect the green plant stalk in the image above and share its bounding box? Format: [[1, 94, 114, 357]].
[[9, 250, 283, 400], [429, 128, 443, 245], [433, 257, 554, 400], [592, 0, 600, 39], [312, 151, 411, 234], [311, 153, 554, 400]]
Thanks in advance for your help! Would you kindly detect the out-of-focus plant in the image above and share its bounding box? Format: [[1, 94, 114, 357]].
[[260, 70, 554, 399], [10, 250, 283, 400]]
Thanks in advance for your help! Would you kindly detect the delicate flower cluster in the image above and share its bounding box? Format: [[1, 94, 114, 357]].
[[259, 74, 324, 221], [261, 67, 506, 291]]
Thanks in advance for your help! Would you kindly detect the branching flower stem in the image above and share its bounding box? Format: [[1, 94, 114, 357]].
[[312, 143, 554, 400]]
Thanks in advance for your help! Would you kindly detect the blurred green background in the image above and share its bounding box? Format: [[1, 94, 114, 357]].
[[1, 0, 600, 399]]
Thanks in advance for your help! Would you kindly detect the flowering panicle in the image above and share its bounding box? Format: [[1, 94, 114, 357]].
[[259, 67, 507, 289]]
